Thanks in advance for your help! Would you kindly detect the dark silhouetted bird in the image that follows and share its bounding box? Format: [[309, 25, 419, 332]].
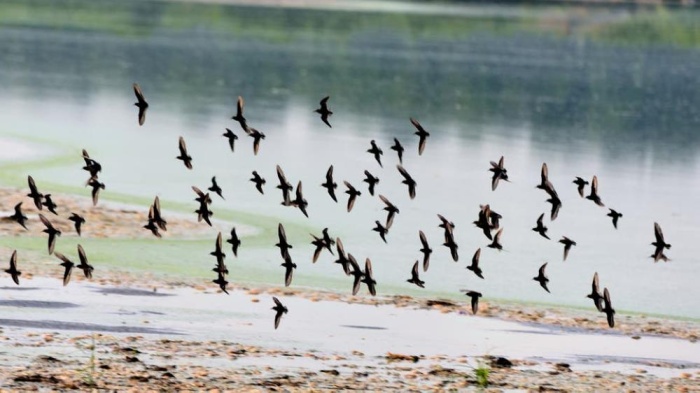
[[418, 230, 432, 272], [27, 176, 43, 210], [76, 244, 93, 279], [602, 287, 615, 328], [532, 213, 550, 240], [55, 252, 74, 286], [367, 140, 383, 167], [133, 83, 149, 126], [559, 236, 576, 261], [245, 127, 265, 155], [443, 231, 459, 262], [547, 195, 562, 221], [607, 209, 622, 229], [144, 206, 162, 238], [651, 222, 671, 262], [208, 177, 224, 200], [379, 195, 399, 229], [69, 213, 85, 236], [227, 227, 241, 257], [223, 128, 238, 152], [462, 290, 482, 315], [348, 254, 364, 295], [192, 186, 212, 206], [321, 229, 335, 251], [281, 254, 296, 287], [586, 175, 605, 207], [276, 223, 292, 260], [315, 96, 333, 128], [344, 181, 361, 212], [231, 96, 247, 131], [177, 136, 193, 170], [362, 258, 377, 296], [250, 171, 266, 195], [311, 233, 329, 263], [363, 170, 379, 196], [5, 250, 21, 285], [489, 156, 509, 191], [272, 296, 288, 329], [291, 181, 309, 218], [87, 178, 105, 206], [321, 165, 338, 202], [410, 118, 430, 155], [8, 202, 28, 230], [213, 272, 229, 294], [407, 261, 425, 288], [195, 202, 213, 227], [373, 221, 388, 243], [276, 165, 293, 205], [152, 196, 167, 231], [390, 138, 404, 164], [487, 228, 503, 251], [573, 177, 588, 198], [467, 248, 484, 279], [533, 262, 550, 293], [473, 206, 493, 241], [438, 214, 455, 233], [587, 272, 603, 312], [536, 163, 558, 198], [39, 214, 61, 255], [210, 232, 227, 274], [334, 238, 351, 276], [397, 165, 417, 199], [81, 149, 102, 182]]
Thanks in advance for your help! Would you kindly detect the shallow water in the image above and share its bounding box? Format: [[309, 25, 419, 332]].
[[0, 1, 699, 318]]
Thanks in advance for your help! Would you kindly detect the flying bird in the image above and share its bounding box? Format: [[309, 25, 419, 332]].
[[467, 248, 484, 279], [276, 165, 294, 205], [363, 170, 379, 196], [192, 186, 212, 206], [208, 177, 224, 200], [231, 96, 247, 131], [133, 83, 149, 126], [438, 214, 456, 233], [39, 214, 61, 255], [27, 176, 43, 210], [607, 209, 622, 229], [586, 175, 605, 207], [532, 213, 550, 240], [379, 194, 399, 229], [489, 156, 509, 191], [573, 177, 589, 198], [143, 206, 162, 238], [407, 261, 424, 288], [87, 178, 106, 206], [250, 171, 266, 194], [390, 138, 404, 164], [343, 181, 361, 212], [373, 221, 388, 243], [76, 245, 93, 279], [222, 128, 238, 152], [418, 230, 432, 272], [54, 252, 74, 286], [272, 297, 288, 329], [361, 258, 377, 296], [602, 288, 616, 328], [334, 238, 351, 276], [533, 262, 550, 293], [5, 250, 21, 285], [176, 136, 193, 170], [410, 118, 430, 155], [397, 164, 417, 199], [651, 222, 671, 262], [587, 272, 603, 312], [291, 181, 309, 218], [367, 140, 383, 167], [311, 233, 329, 263], [281, 254, 296, 287], [315, 96, 333, 128], [487, 228, 503, 251], [321, 165, 338, 202], [227, 227, 241, 257], [68, 213, 85, 236], [8, 202, 28, 230], [443, 231, 459, 262], [462, 290, 482, 315], [536, 163, 558, 198], [152, 196, 167, 231], [558, 236, 576, 261], [81, 149, 102, 182], [213, 271, 229, 294], [276, 223, 293, 260], [321, 229, 335, 251], [245, 127, 266, 155], [546, 195, 562, 221], [210, 232, 227, 274]]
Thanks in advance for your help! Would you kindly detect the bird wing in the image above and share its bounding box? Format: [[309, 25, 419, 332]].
[[563, 243, 570, 261], [273, 296, 283, 308], [419, 230, 429, 249], [539, 262, 548, 278], [276, 165, 289, 187], [28, 175, 38, 194], [133, 83, 146, 105], [326, 165, 334, 182], [138, 107, 147, 126], [364, 258, 373, 280], [411, 261, 420, 279], [498, 156, 505, 168], [295, 181, 303, 201], [352, 274, 362, 296], [39, 214, 53, 230], [336, 238, 345, 257], [537, 213, 544, 226], [253, 134, 261, 155], [216, 232, 223, 254], [178, 136, 188, 156], [284, 264, 294, 287], [541, 163, 548, 184], [78, 244, 88, 266], [472, 248, 481, 265], [347, 193, 356, 212], [62, 262, 73, 286], [236, 96, 244, 118], [91, 184, 100, 206], [14, 202, 22, 215], [409, 117, 424, 133], [471, 296, 479, 315], [10, 250, 17, 271], [320, 96, 330, 109], [654, 222, 664, 243], [491, 173, 500, 191], [396, 165, 411, 181], [494, 228, 503, 243], [274, 311, 283, 329], [591, 175, 599, 194], [592, 272, 600, 294], [278, 223, 287, 243]]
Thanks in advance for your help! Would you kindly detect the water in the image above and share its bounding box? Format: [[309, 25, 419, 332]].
[[0, 0, 699, 319]]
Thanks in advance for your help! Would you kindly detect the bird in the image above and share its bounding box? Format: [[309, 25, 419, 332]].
[[231, 96, 247, 131], [87, 178, 105, 206], [250, 171, 266, 195], [195, 201, 213, 227], [152, 196, 167, 231], [363, 170, 379, 196], [276, 165, 294, 205], [361, 258, 377, 296], [489, 156, 509, 191], [8, 202, 28, 230], [39, 214, 61, 255], [558, 236, 576, 261], [281, 254, 296, 287], [407, 261, 425, 288], [487, 207, 502, 230], [315, 96, 333, 128], [438, 214, 456, 233], [245, 127, 266, 155], [222, 128, 238, 152], [533, 262, 550, 293], [410, 118, 430, 155], [81, 149, 102, 183], [467, 248, 484, 279], [397, 165, 417, 199], [473, 206, 493, 241], [536, 163, 558, 198], [143, 206, 162, 238], [607, 209, 622, 229], [210, 232, 227, 274], [321, 228, 335, 252], [272, 297, 288, 329], [379, 195, 399, 229], [291, 181, 309, 218], [192, 186, 212, 206], [390, 138, 404, 164], [321, 165, 338, 202], [418, 230, 432, 272], [334, 238, 351, 276], [487, 228, 504, 251], [311, 234, 329, 263], [373, 221, 388, 243], [76, 245, 93, 279], [213, 271, 229, 295], [208, 177, 224, 200], [546, 195, 562, 221], [602, 288, 616, 328], [573, 177, 589, 198], [586, 175, 605, 207], [27, 175, 43, 210], [367, 140, 383, 167], [5, 250, 21, 285], [462, 290, 482, 315], [68, 213, 85, 236], [55, 252, 74, 286], [133, 83, 149, 126], [587, 272, 603, 312], [176, 136, 193, 170], [532, 213, 550, 240], [343, 181, 361, 212], [276, 223, 293, 260], [651, 222, 671, 262], [443, 231, 459, 262], [227, 227, 241, 257], [348, 254, 364, 295]]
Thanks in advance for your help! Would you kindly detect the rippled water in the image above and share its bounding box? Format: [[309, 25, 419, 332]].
[[0, 1, 699, 318]]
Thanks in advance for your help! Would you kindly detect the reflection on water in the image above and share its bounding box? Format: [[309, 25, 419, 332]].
[[1, 0, 699, 318]]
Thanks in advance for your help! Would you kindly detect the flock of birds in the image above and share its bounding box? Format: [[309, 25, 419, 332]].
[[2, 83, 675, 330]]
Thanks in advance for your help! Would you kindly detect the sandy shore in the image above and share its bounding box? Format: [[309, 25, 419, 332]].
[[1, 189, 700, 391]]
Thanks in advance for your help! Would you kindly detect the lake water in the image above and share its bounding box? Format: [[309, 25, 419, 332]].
[[0, 0, 699, 319]]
